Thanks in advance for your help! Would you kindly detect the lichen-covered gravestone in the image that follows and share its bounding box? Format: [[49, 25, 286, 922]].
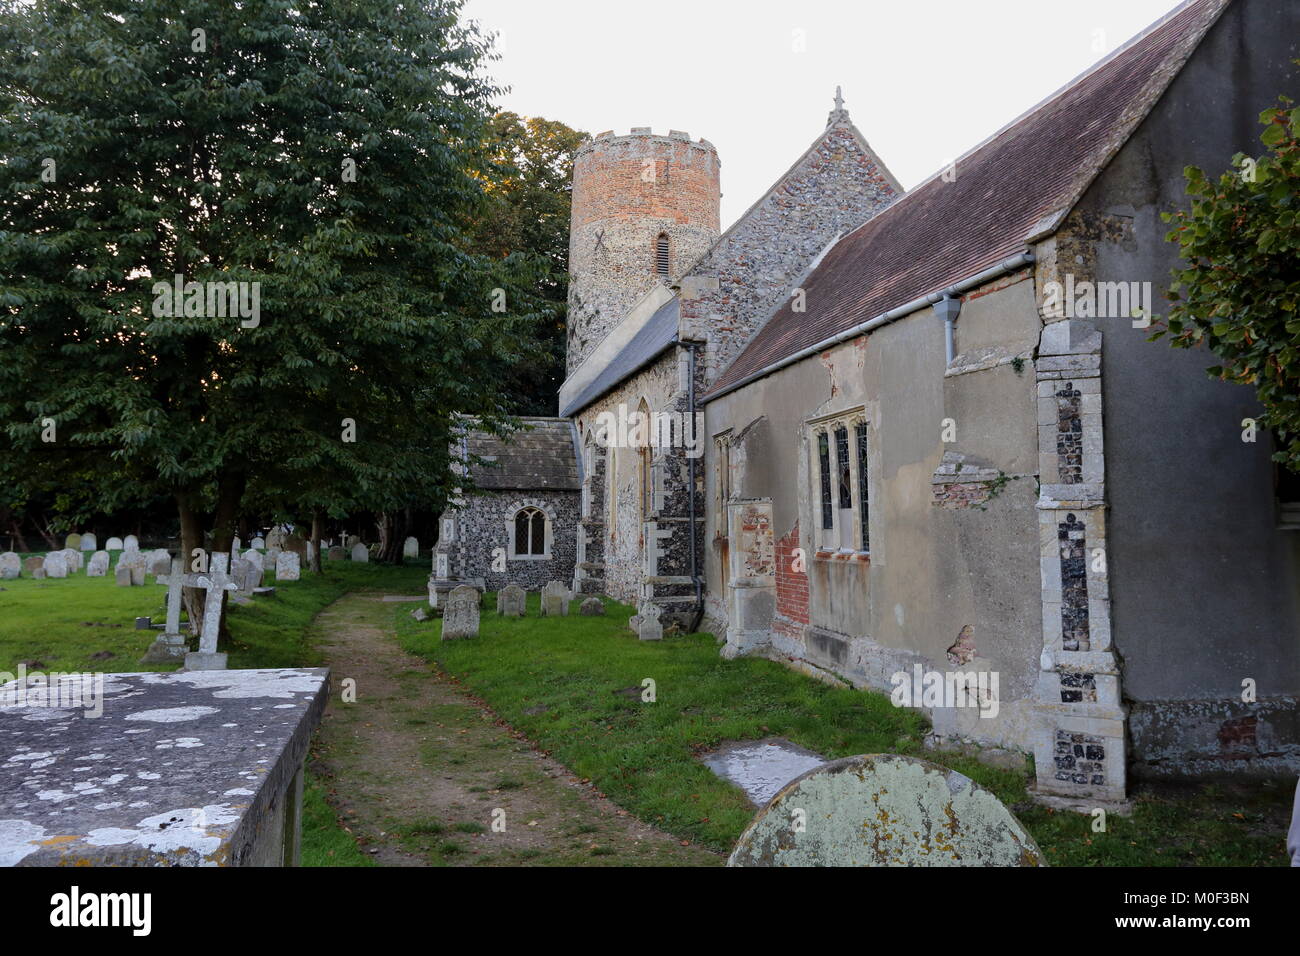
[[276, 552, 300, 581], [62, 548, 83, 573], [0, 552, 18, 580], [580, 597, 605, 616], [540, 581, 569, 617], [403, 536, 419, 559], [141, 556, 191, 663], [350, 543, 368, 563], [0, 667, 330, 866], [728, 754, 1045, 867], [86, 551, 110, 577], [326, 546, 345, 561], [638, 603, 663, 641], [43, 551, 69, 579], [184, 553, 240, 671], [23, 556, 45, 579], [64, 533, 81, 550], [497, 584, 526, 617], [442, 585, 480, 640], [242, 549, 264, 574]]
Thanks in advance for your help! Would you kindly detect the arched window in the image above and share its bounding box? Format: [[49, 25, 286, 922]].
[[513, 507, 546, 556], [654, 234, 670, 277], [637, 399, 653, 522]]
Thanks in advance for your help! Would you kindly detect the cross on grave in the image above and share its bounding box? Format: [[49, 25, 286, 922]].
[[141, 556, 194, 663], [184, 553, 239, 670]]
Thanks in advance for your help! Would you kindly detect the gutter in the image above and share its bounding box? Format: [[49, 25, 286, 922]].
[[699, 251, 1035, 404]]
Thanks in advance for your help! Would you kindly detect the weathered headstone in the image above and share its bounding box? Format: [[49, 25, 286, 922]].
[[105, 536, 123, 550], [266, 529, 285, 550], [638, 603, 663, 641], [0, 552, 19, 580], [80, 533, 97, 552], [184, 553, 239, 671], [442, 585, 480, 640], [284, 535, 308, 560], [141, 557, 192, 663], [114, 567, 131, 587], [122, 534, 139, 552], [350, 543, 368, 563], [61, 549, 83, 573], [131, 565, 146, 586], [86, 551, 110, 577], [727, 754, 1045, 867], [23, 555, 44, 577], [265, 547, 282, 571], [276, 551, 301, 581], [345, 534, 360, 549], [580, 597, 606, 616], [43, 551, 69, 579], [497, 584, 526, 617], [540, 581, 569, 617], [403, 536, 420, 559], [148, 550, 171, 578], [232, 536, 242, 552], [242, 549, 264, 573], [250, 536, 266, 551], [64, 533, 82, 551], [326, 546, 345, 561]]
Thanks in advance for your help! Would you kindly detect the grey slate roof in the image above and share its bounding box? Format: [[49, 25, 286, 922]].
[[559, 296, 679, 417], [463, 417, 580, 491]]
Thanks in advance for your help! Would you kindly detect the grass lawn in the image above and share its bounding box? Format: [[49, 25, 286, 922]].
[[397, 592, 1295, 866]]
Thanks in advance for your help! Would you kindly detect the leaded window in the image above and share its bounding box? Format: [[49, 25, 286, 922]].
[[818, 431, 833, 530], [856, 422, 870, 552], [514, 507, 546, 556]]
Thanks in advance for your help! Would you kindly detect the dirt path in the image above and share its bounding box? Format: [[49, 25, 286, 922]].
[[309, 592, 722, 867]]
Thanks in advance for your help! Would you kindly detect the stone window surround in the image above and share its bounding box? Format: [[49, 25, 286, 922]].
[[806, 407, 870, 558], [505, 498, 555, 561]]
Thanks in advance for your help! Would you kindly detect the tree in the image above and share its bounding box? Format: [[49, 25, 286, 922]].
[[0, 0, 550, 637], [1153, 92, 1300, 470]]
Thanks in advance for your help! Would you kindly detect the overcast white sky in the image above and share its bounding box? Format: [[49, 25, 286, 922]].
[[462, 0, 1188, 228]]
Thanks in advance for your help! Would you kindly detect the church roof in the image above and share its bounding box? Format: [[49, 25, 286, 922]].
[[461, 418, 581, 491], [706, 0, 1229, 399], [559, 296, 679, 418]]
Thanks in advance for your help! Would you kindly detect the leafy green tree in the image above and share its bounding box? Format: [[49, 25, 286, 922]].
[[0, 0, 549, 635], [1153, 94, 1300, 470]]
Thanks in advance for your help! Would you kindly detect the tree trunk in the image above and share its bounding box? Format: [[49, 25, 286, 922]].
[[310, 511, 323, 574], [376, 510, 409, 564], [177, 495, 205, 639]]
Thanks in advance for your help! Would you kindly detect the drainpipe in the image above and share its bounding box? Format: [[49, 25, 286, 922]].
[[932, 294, 961, 365], [686, 341, 705, 633]]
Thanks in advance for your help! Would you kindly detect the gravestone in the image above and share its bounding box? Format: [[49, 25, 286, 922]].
[[105, 536, 123, 551], [580, 597, 606, 616], [43, 551, 69, 579], [231, 557, 252, 591], [0, 666, 330, 866], [728, 754, 1045, 867], [326, 547, 345, 561], [141, 556, 192, 663], [80, 533, 97, 551], [265, 547, 282, 571], [0, 552, 19, 580], [350, 543, 368, 563], [123, 535, 139, 552], [266, 529, 285, 550], [345, 534, 359, 549], [442, 585, 480, 641], [148, 551, 171, 578], [242, 549, 264, 573], [61, 549, 82, 573], [250, 536, 266, 551], [114, 567, 131, 587], [403, 536, 419, 559], [184, 553, 239, 670], [276, 552, 301, 582], [540, 581, 569, 617], [64, 533, 81, 550], [232, 536, 242, 552], [638, 603, 663, 641], [86, 551, 110, 577], [497, 584, 526, 617], [23, 556, 44, 579]]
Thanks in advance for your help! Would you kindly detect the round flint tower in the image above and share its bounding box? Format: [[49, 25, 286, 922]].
[[566, 128, 721, 375]]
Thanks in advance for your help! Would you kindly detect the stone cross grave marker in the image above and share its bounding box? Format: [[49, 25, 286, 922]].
[[727, 754, 1045, 867], [540, 580, 569, 617], [638, 602, 663, 641], [442, 585, 480, 640], [184, 553, 239, 671], [497, 584, 526, 617], [141, 556, 192, 663]]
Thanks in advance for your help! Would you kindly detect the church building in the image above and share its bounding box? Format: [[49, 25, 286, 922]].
[[439, 0, 1299, 809]]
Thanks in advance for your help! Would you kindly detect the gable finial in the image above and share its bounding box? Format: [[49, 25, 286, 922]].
[[828, 86, 848, 126]]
